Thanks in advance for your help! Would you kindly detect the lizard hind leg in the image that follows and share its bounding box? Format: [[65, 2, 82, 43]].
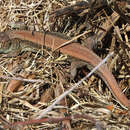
[[70, 59, 88, 79]]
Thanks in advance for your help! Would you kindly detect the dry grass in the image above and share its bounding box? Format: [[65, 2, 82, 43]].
[[0, 0, 129, 130]]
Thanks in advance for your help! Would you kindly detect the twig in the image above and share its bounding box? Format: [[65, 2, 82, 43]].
[[50, 1, 89, 17], [0, 75, 44, 83], [4, 114, 103, 129], [35, 52, 114, 119]]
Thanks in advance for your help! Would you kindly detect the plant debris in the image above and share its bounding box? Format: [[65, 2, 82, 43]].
[[0, 0, 129, 129]]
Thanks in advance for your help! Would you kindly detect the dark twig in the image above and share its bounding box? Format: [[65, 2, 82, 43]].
[[4, 114, 103, 129]]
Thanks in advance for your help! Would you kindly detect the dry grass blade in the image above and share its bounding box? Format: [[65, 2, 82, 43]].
[[53, 30, 91, 51]]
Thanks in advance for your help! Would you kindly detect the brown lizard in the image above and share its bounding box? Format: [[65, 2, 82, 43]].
[[0, 30, 130, 109]]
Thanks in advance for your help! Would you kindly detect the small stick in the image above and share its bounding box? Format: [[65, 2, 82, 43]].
[[50, 1, 89, 17], [0, 75, 44, 83]]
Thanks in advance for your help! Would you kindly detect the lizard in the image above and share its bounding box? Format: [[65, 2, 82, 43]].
[[0, 30, 130, 109]]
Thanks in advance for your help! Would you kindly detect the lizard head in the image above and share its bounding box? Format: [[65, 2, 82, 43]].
[[0, 32, 10, 43]]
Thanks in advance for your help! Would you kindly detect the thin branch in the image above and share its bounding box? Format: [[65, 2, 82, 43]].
[[0, 75, 44, 83], [4, 114, 103, 129]]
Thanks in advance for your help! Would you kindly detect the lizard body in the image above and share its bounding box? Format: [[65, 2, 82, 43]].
[[0, 30, 129, 109], [0, 31, 72, 56]]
